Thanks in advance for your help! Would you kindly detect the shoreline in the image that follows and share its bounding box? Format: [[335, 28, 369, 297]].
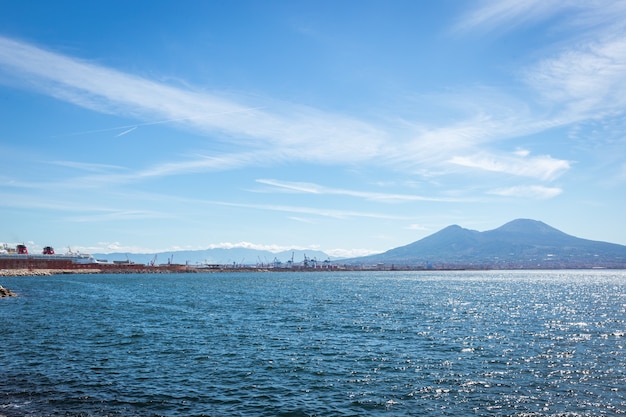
[[2, 264, 624, 278], [0, 268, 100, 277]]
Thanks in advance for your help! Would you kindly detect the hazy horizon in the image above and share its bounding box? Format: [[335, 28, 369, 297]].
[[4, 218, 625, 260]]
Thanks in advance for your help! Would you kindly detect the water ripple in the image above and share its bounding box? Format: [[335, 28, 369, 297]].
[[1, 270, 625, 416]]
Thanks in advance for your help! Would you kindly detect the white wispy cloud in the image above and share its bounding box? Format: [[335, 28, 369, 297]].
[[524, 34, 626, 117], [407, 223, 428, 231], [455, 0, 597, 34], [0, 176, 50, 189], [50, 160, 127, 172], [287, 216, 318, 224], [205, 241, 314, 253], [0, 32, 609, 194], [115, 126, 137, 137], [67, 209, 171, 223], [93, 242, 163, 254], [213, 200, 407, 220], [31, 151, 281, 189], [458, 1, 626, 123], [0, 36, 386, 167], [0, 192, 106, 211], [255, 179, 465, 202], [136, 151, 269, 178], [448, 151, 570, 181], [0, 190, 172, 221], [324, 247, 381, 258], [0, 35, 568, 187], [487, 185, 563, 199], [386, 99, 573, 179]]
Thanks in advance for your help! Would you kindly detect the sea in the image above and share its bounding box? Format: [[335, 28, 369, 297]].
[[0, 270, 625, 417]]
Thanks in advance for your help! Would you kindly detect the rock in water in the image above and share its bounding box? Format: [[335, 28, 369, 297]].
[[0, 285, 17, 297]]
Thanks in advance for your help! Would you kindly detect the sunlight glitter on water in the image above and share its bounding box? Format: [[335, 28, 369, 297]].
[[1, 270, 625, 416]]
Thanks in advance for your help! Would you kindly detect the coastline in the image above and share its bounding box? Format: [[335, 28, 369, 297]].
[[1, 264, 624, 278], [0, 268, 102, 277]]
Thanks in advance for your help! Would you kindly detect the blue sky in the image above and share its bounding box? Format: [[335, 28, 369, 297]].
[[1, 0, 626, 257]]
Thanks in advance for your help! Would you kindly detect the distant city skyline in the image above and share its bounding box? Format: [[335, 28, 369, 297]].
[[1, 1, 625, 257]]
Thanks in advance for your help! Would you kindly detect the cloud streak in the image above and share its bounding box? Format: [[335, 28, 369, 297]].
[[0, 36, 386, 166], [458, 1, 626, 122], [0, 32, 602, 190], [524, 34, 626, 117], [50, 160, 127, 172], [255, 179, 467, 203], [487, 185, 563, 199], [115, 126, 137, 137], [454, 1, 626, 35], [454, 0, 577, 33], [213, 200, 407, 220], [0, 36, 559, 177], [448, 151, 570, 181]]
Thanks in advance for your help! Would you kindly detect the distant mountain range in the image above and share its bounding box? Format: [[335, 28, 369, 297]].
[[94, 219, 626, 269], [343, 219, 626, 269], [93, 248, 333, 267]]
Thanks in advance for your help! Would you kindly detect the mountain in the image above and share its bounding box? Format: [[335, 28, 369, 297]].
[[93, 248, 333, 267], [92, 219, 626, 269], [343, 219, 626, 269]]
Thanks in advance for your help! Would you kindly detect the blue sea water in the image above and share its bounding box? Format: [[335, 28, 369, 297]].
[[0, 270, 625, 416]]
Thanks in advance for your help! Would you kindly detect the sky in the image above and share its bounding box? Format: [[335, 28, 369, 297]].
[[1, 0, 626, 258]]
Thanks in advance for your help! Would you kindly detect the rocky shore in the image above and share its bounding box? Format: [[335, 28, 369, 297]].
[[0, 268, 104, 277], [0, 285, 17, 297], [2, 269, 50, 277]]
